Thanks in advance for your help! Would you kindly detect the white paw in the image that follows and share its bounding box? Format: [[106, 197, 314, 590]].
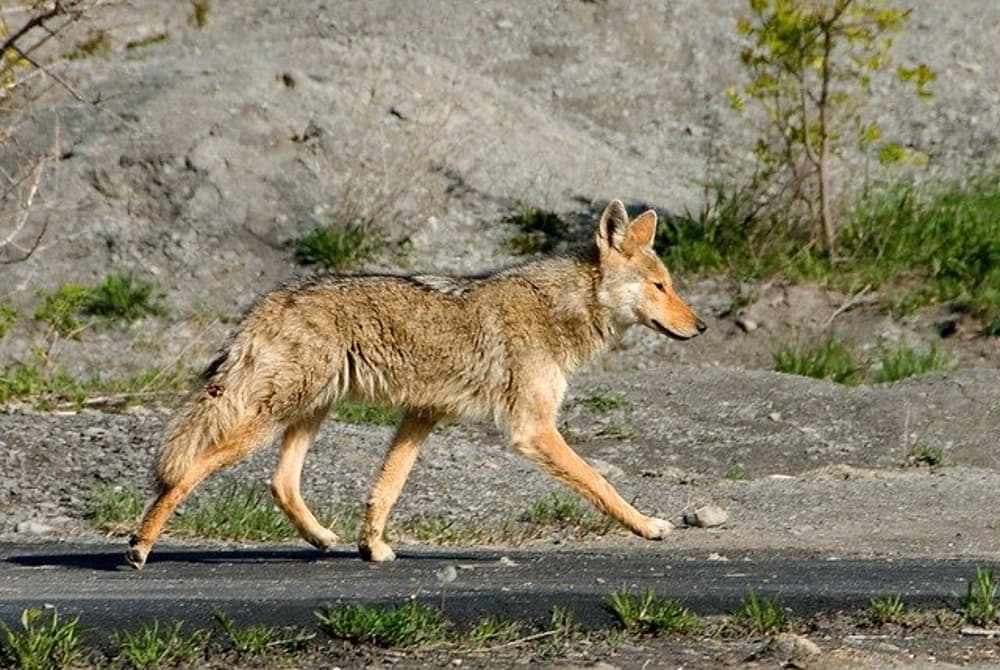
[[359, 541, 397, 563], [305, 528, 340, 551], [645, 517, 673, 540]]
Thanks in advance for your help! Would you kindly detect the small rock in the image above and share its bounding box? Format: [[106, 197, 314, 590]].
[[15, 521, 55, 535], [844, 634, 904, 653], [751, 633, 821, 663], [434, 565, 457, 584], [683, 505, 729, 528], [736, 316, 758, 332]]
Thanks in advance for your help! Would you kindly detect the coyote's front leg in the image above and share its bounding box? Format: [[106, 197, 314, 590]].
[[511, 423, 671, 540], [358, 411, 440, 562]]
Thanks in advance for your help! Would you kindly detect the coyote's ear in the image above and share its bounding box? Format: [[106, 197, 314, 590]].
[[623, 209, 657, 253], [595, 199, 629, 254]]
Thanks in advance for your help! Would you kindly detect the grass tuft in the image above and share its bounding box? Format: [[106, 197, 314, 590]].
[[579, 389, 629, 412], [68, 29, 111, 59], [907, 442, 947, 468], [331, 398, 400, 426], [189, 0, 210, 28], [505, 205, 569, 255], [608, 587, 700, 634], [522, 491, 613, 535], [83, 271, 164, 321], [870, 594, 906, 625], [0, 303, 16, 339], [214, 612, 314, 655], [90, 485, 146, 534], [316, 602, 448, 647], [34, 284, 92, 337], [293, 221, 377, 271], [773, 333, 862, 385], [960, 568, 998, 626], [0, 608, 82, 670], [841, 176, 1000, 318], [875, 342, 953, 382], [114, 621, 207, 669], [731, 589, 787, 635], [175, 483, 294, 542], [0, 360, 193, 408], [465, 615, 522, 646]]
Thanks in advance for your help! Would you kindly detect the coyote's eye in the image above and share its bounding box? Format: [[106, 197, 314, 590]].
[[653, 282, 665, 292]]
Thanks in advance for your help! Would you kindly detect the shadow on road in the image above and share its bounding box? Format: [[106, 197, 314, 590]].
[[4, 545, 510, 572]]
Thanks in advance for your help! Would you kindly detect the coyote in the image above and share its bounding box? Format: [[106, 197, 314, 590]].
[[126, 200, 705, 569]]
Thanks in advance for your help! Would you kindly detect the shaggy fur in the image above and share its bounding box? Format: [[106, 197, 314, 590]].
[[127, 200, 706, 569]]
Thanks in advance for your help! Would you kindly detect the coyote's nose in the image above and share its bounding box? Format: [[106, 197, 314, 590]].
[[696, 319, 708, 334]]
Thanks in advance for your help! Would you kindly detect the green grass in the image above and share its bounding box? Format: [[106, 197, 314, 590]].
[[0, 303, 16, 339], [521, 491, 613, 535], [316, 602, 448, 647], [465, 615, 523, 646], [579, 389, 629, 412], [655, 183, 768, 276], [982, 314, 1000, 337], [125, 32, 170, 50], [608, 588, 700, 634], [907, 442, 947, 468], [293, 221, 377, 271], [34, 284, 92, 337], [33, 273, 164, 337], [841, 176, 1000, 319], [960, 568, 998, 626], [90, 485, 146, 534], [68, 29, 111, 59], [0, 608, 82, 670], [505, 205, 569, 254], [84, 271, 164, 320], [113, 621, 207, 669], [190, 0, 210, 28], [730, 589, 787, 635], [773, 334, 863, 385], [870, 594, 906, 625], [875, 343, 954, 382], [90, 481, 360, 543], [214, 612, 314, 655], [596, 420, 635, 440], [174, 483, 302, 542], [331, 398, 400, 425], [655, 175, 1000, 330], [0, 360, 193, 408]]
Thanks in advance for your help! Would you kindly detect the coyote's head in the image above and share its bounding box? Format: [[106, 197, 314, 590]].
[[594, 199, 706, 340]]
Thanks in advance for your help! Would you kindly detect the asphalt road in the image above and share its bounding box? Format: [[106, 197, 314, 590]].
[[0, 542, 993, 636]]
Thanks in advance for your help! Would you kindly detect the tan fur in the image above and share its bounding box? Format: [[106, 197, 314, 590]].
[[126, 200, 705, 569]]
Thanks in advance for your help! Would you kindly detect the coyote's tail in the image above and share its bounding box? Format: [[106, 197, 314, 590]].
[[154, 348, 252, 489]]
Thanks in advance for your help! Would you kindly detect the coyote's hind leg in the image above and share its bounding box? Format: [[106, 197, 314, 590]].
[[359, 411, 439, 562], [271, 407, 339, 550], [126, 420, 276, 569]]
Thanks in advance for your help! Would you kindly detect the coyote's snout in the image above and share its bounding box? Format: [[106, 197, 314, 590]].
[[126, 199, 705, 569]]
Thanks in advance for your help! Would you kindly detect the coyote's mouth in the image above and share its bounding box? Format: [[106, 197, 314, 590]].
[[651, 319, 694, 341]]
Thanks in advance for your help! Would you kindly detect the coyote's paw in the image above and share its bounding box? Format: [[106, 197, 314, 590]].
[[358, 540, 396, 563], [643, 517, 673, 540], [125, 536, 149, 570], [304, 527, 340, 551]]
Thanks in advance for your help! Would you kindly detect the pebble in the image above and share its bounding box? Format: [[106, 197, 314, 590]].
[[683, 505, 729, 528], [15, 521, 55, 535], [767, 632, 821, 659]]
